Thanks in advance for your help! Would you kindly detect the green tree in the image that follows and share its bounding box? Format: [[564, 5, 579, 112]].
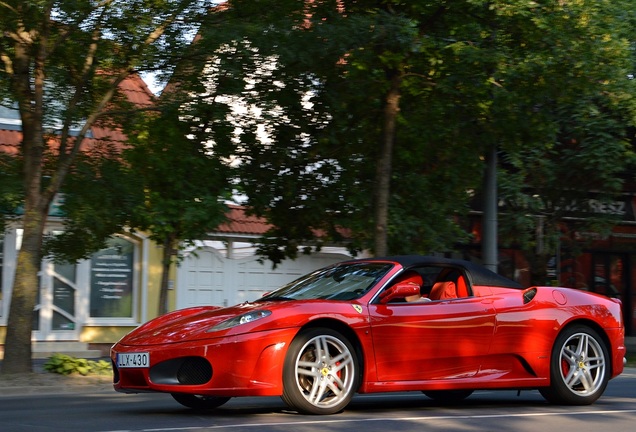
[[182, 2, 364, 264], [122, 105, 232, 316], [491, 0, 636, 283], [40, 144, 146, 265], [189, 2, 507, 260], [0, 0, 215, 375], [183, 1, 501, 259]]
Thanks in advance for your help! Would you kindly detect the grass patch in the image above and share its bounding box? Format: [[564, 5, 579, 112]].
[[626, 353, 636, 368]]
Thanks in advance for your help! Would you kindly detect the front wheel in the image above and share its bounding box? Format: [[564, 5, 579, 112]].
[[171, 393, 231, 410], [539, 325, 609, 405], [282, 328, 359, 414]]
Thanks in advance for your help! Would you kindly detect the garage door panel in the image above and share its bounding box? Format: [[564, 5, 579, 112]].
[[177, 248, 348, 309]]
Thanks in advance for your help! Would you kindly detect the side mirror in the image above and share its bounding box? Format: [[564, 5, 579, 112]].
[[379, 282, 421, 304]]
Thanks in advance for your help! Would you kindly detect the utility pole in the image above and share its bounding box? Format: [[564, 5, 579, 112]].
[[482, 145, 498, 272]]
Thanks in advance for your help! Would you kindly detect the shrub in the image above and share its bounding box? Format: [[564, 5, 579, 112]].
[[43, 353, 112, 376]]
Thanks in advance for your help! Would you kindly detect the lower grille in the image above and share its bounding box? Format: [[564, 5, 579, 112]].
[[149, 357, 212, 385], [177, 357, 212, 385]]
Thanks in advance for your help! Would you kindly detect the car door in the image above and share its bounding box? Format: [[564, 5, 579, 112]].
[[368, 297, 496, 381]]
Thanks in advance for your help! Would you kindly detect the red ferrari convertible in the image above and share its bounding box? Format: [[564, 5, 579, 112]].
[[111, 255, 626, 414]]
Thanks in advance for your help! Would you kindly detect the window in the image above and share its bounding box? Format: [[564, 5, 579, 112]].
[[89, 237, 135, 318]]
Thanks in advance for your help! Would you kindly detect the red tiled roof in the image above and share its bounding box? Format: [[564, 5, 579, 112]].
[[116, 73, 155, 107], [215, 205, 351, 240], [216, 204, 272, 236], [0, 131, 20, 154]]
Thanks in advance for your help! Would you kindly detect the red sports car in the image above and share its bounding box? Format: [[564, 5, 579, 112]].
[[111, 256, 626, 414]]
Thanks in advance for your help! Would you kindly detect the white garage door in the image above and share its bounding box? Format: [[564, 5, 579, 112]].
[[176, 247, 349, 309]]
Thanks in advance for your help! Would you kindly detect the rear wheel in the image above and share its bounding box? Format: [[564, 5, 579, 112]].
[[539, 325, 609, 405], [171, 393, 231, 410], [282, 328, 359, 414], [423, 390, 473, 403]]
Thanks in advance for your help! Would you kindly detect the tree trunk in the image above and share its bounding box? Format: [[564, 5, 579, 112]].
[[374, 73, 401, 257], [0, 19, 48, 374], [158, 234, 177, 316], [482, 145, 498, 272], [1, 211, 47, 374], [1, 121, 49, 374]]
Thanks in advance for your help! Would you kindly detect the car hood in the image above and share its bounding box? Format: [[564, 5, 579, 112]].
[[118, 302, 271, 346], [117, 299, 369, 347]]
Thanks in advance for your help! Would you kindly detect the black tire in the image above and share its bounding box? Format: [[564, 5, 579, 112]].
[[423, 389, 474, 403], [282, 328, 359, 415], [171, 393, 231, 410], [539, 325, 610, 405]]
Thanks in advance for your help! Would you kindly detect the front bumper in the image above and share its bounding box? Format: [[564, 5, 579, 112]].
[[111, 327, 298, 397]]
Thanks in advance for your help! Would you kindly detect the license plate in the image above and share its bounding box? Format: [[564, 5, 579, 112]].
[[117, 352, 149, 368]]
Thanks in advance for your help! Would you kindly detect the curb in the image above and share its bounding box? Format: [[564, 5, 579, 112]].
[[0, 384, 114, 397]]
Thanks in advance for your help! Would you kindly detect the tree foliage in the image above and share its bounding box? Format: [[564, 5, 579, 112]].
[[43, 144, 145, 261], [187, 1, 485, 261], [122, 104, 232, 315], [186, 0, 636, 267], [491, 0, 636, 283]]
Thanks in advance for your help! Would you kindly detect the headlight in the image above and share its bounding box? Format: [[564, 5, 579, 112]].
[[207, 310, 272, 332]]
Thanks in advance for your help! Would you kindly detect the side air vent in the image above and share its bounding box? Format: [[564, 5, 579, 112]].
[[523, 288, 537, 304]]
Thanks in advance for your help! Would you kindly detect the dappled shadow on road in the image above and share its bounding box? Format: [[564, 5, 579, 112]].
[[346, 390, 549, 414]]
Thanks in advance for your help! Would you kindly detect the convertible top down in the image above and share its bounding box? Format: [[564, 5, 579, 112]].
[[112, 255, 626, 414]]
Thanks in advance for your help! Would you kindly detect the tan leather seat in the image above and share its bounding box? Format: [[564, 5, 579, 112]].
[[429, 281, 457, 300]]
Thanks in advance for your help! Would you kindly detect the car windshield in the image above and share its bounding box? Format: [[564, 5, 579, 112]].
[[259, 262, 394, 301]]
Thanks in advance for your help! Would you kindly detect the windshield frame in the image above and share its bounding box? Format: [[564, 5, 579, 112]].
[[258, 262, 394, 302]]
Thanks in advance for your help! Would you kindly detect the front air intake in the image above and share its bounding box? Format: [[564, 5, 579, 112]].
[[149, 357, 212, 385]]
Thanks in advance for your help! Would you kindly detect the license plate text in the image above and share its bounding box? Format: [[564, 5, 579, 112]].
[[117, 352, 149, 368]]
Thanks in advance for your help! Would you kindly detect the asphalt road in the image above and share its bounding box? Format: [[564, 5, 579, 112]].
[[1, 369, 635, 432]]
